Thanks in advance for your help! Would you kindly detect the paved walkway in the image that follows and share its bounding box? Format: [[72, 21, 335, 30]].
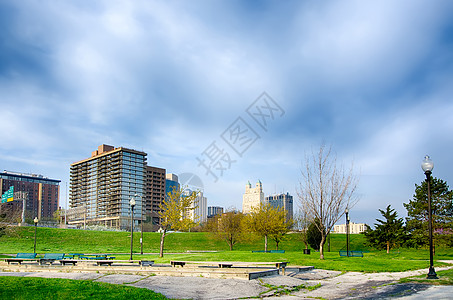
[[1, 264, 452, 299]]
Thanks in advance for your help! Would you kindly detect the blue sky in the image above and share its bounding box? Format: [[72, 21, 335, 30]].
[[1, 0, 453, 226]]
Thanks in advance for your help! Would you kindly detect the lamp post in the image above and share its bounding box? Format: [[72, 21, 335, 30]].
[[421, 155, 438, 279], [134, 194, 144, 255], [33, 217, 39, 254], [345, 208, 350, 257], [129, 197, 136, 261]]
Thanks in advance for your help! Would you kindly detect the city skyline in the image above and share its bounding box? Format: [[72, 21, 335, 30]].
[[1, 1, 453, 226]]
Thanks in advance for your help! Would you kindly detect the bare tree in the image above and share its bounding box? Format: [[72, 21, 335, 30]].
[[294, 205, 313, 251], [298, 145, 359, 259]]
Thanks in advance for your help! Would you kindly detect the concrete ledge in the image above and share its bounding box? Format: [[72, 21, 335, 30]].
[[0, 261, 278, 280]]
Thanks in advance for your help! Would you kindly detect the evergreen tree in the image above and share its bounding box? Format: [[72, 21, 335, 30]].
[[364, 205, 406, 253], [307, 218, 324, 251], [403, 177, 453, 247]]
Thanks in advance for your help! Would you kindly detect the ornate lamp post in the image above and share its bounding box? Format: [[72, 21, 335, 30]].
[[345, 208, 350, 257], [33, 217, 39, 254], [129, 197, 136, 261], [421, 155, 438, 279]]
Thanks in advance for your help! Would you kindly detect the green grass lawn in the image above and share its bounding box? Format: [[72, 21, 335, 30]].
[[0, 276, 167, 300], [0, 227, 367, 253], [1, 227, 452, 273], [399, 268, 453, 285]]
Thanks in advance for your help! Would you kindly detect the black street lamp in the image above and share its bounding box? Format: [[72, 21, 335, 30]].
[[345, 208, 350, 257], [129, 197, 136, 261], [421, 155, 438, 279], [33, 217, 39, 254], [133, 194, 144, 255]]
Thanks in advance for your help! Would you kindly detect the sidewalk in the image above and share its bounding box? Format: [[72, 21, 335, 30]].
[[1, 265, 452, 299]]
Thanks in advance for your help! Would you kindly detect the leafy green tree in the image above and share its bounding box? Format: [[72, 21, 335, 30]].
[[211, 209, 245, 250], [307, 218, 324, 251], [363, 205, 406, 253], [403, 177, 453, 248], [271, 217, 293, 250], [157, 186, 198, 257], [246, 203, 288, 251]]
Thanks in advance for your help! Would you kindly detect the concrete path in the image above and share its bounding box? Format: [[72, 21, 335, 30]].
[[1, 265, 452, 299]]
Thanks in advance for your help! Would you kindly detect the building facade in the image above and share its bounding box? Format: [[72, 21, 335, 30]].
[[145, 166, 166, 227], [242, 180, 264, 214], [69, 144, 146, 230], [333, 222, 367, 234], [0, 171, 60, 221], [208, 206, 224, 218], [265, 192, 294, 221]]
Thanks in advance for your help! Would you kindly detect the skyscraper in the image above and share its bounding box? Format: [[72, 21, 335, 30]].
[[146, 166, 166, 228], [242, 180, 264, 214], [265, 192, 294, 221], [69, 144, 146, 230], [0, 171, 60, 221]]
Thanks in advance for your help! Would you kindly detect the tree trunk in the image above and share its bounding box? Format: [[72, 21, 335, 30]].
[[264, 235, 268, 252], [159, 229, 166, 258], [276, 240, 279, 250], [386, 241, 390, 254], [229, 237, 233, 251], [319, 235, 326, 260]]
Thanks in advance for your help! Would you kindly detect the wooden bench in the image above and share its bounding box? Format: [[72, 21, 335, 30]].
[[60, 259, 78, 266], [39, 253, 65, 265], [140, 260, 154, 267], [170, 261, 288, 274], [89, 259, 143, 266], [65, 253, 84, 259], [80, 255, 116, 260], [251, 250, 285, 253], [339, 250, 363, 257], [171, 260, 186, 267], [4, 253, 38, 265]]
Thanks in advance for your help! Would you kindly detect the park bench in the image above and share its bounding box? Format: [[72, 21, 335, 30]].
[[4, 253, 38, 265], [65, 253, 84, 259], [171, 260, 186, 267], [94, 259, 150, 266], [140, 260, 155, 267], [251, 250, 285, 253], [80, 254, 116, 260], [39, 253, 65, 265], [339, 250, 363, 257]]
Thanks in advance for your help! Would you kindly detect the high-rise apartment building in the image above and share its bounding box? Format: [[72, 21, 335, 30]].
[[165, 173, 180, 198], [208, 206, 224, 218], [265, 192, 294, 221], [145, 166, 166, 227], [184, 189, 207, 224], [69, 145, 146, 230], [0, 171, 60, 221], [242, 180, 264, 214]]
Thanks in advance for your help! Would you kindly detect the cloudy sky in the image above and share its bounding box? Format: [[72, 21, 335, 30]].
[[1, 0, 452, 226]]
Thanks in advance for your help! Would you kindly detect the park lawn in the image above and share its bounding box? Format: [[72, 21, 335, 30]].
[[0, 227, 367, 253], [0, 276, 168, 300], [113, 249, 453, 273], [399, 268, 453, 285], [2, 227, 451, 273]]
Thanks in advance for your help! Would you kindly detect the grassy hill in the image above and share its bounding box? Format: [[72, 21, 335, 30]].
[[0, 226, 367, 254]]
